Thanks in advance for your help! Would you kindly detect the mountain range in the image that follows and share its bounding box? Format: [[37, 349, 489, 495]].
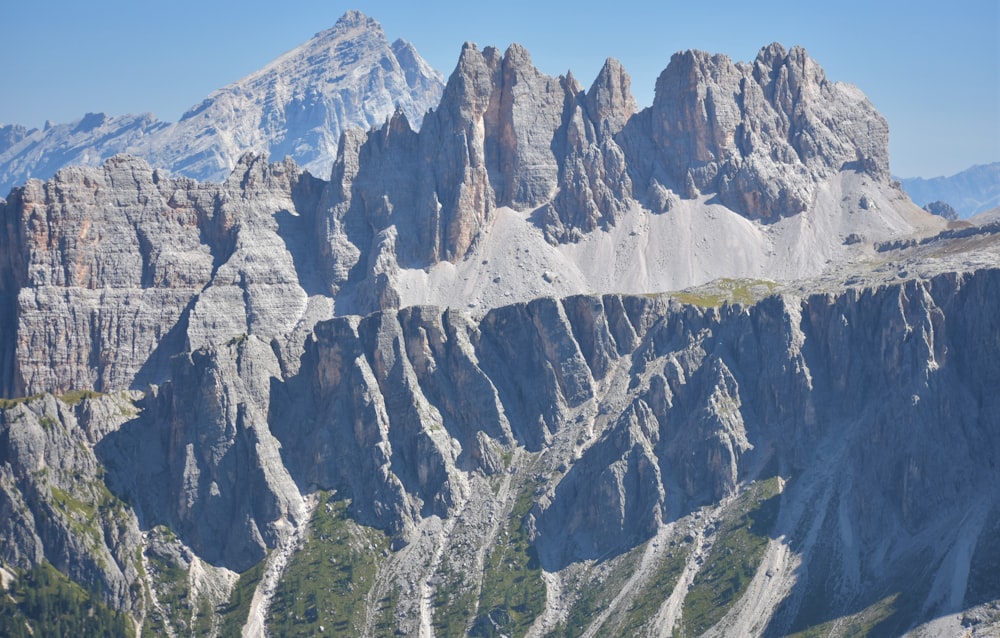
[[0, 10, 444, 194], [0, 11, 997, 638], [898, 162, 1000, 218]]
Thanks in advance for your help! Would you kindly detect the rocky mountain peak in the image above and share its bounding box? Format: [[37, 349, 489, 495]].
[[642, 42, 889, 220], [320, 39, 908, 311], [0, 12, 444, 194], [326, 8, 381, 34], [586, 57, 638, 133]]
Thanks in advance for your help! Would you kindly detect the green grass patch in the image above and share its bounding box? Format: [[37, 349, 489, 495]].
[[613, 543, 691, 636], [217, 558, 267, 638], [226, 333, 248, 347], [0, 561, 133, 638], [0, 394, 44, 409], [786, 594, 900, 638], [138, 525, 223, 636], [470, 481, 547, 638], [266, 492, 390, 637], [142, 539, 197, 634], [372, 585, 400, 637], [672, 278, 777, 308], [49, 478, 128, 550], [544, 545, 644, 637], [0, 389, 105, 410], [681, 478, 782, 636], [58, 389, 104, 405], [431, 556, 479, 637], [50, 485, 103, 546]]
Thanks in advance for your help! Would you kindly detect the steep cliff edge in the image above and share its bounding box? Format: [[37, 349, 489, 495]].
[[3, 257, 998, 636], [0, 154, 327, 397]]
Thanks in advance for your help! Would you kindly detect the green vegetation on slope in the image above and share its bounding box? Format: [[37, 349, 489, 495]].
[[49, 477, 130, 552], [135, 526, 219, 636], [544, 546, 643, 637], [614, 542, 690, 636], [431, 555, 480, 637], [217, 558, 267, 638], [0, 561, 133, 638], [469, 481, 547, 638], [673, 278, 777, 308], [266, 492, 390, 637], [786, 593, 900, 638], [681, 477, 782, 636], [58, 389, 105, 405]]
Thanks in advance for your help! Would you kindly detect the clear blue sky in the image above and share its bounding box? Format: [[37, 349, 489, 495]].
[[1, 0, 997, 178]]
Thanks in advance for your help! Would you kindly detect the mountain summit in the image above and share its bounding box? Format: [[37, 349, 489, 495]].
[[0, 11, 444, 192], [144, 10, 444, 181]]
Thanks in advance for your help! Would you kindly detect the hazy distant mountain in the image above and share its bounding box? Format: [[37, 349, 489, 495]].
[[0, 113, 169, 196], [899, 162, 1000, 217], [0, 11, 443, 195], [141, 10, 444, 182]]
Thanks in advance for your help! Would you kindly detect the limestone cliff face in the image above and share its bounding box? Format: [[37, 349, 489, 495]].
[[634, 43, 889, 221], [0, 154, 326, 397], [99, 337, 306, 572], [0, 392, 144, 610], [319, 41, 902, 315], [320, 41, 573, 276], [2, 266, 998, 634], [322, 41, 644, 271], [0, 42, 917, 380]]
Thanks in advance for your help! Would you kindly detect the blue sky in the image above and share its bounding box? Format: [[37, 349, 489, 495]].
[[1, 0, 997, 178]]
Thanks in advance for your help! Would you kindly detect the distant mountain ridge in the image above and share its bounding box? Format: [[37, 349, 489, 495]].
[[0, 10, 443, 194], [898, 162, 1000, 217]]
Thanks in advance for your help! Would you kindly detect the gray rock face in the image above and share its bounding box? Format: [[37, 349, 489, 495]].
[[99, 337, 305, 571], [1, 41, 929, 367], [542, 59, 636, 242], [0, 154, 326, 397], [2, 260, 999, 633], [0, 392, 144, 610], [322, 42, 572, 273], [629, 43, 889, 221], [0, 11, 444, 195], [321, 41, 906, 316]]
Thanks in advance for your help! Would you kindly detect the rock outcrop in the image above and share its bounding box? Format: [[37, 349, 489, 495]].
[[0, 154, 326, 397], [0, 38, 941, 393], [318, 40, 917, 315], [622, 43, 889, 221], [0, 392, 144, 610]]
